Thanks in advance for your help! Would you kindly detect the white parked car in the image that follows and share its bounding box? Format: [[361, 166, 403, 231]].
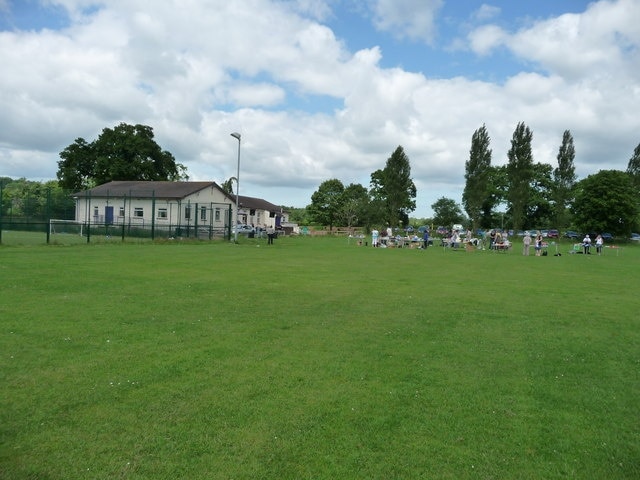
[[232, 224, 254, 234]]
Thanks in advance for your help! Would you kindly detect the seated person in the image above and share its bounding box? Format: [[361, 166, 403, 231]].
[[450, 230, 461, 248]]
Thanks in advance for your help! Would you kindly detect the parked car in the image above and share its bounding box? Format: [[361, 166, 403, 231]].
[[630, 233, 640, 241], [563, 230, 579, 239], [547, 229, 559, 238], [601, 232, 613, 241], [232, 224, 254, 234]]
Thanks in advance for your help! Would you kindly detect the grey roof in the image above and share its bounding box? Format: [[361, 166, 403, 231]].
[[74, 181, 285, 212], [237, 195, 284, 213], [74, 181, 228, 200]]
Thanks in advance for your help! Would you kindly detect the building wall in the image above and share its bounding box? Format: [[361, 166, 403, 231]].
[[75, 186, 233, 230]]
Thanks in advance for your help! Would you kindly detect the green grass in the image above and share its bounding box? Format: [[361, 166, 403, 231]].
[[1, 236, 639, 479]]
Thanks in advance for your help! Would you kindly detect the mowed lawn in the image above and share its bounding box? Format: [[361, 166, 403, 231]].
[[1, 236, 638, 479]]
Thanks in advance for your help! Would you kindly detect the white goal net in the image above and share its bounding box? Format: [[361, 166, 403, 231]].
[[49, 219, 84, 236]]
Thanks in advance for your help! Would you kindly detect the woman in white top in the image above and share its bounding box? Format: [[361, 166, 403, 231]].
[[595, 234, 603, 255]]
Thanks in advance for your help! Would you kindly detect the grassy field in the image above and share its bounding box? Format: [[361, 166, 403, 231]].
[[1, 235, 638, 479]]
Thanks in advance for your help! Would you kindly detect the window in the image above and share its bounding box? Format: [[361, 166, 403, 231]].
[[215, 208, 220, 221], [119, 207, 125, 217], [185, 205, 191, 220], [93, 206, 99, 217], [157, 208, 168, 219], [200, 206, 207, 221], [134, 207, 144, 217]]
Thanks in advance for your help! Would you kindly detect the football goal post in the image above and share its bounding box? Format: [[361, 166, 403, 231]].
[[49, 219, 84, 236]]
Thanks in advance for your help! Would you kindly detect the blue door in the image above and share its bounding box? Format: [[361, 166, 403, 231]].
[[105, 206, 114, 224]]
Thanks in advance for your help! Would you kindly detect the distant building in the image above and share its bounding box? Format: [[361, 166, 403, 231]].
[[73, 180, 288, 235]]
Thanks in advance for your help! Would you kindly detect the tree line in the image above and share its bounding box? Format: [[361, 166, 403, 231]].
[[2, 121, 639, 237], [305, 122, 639, 237]]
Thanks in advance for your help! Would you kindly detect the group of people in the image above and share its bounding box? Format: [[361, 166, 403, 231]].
[[487, 229, 510, 250], [370, 226, 394, 247], [581, 234, 604, 255], [371, 227, 431, 249], [370, 227, 607, 256], [522, 231, 544, 256]]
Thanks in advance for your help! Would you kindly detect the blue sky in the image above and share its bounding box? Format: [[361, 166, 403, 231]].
[[1, 0, 638, 217]]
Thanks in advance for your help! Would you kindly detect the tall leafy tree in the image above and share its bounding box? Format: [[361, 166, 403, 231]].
[[626, 142, 640, 191], [506, 122, 534, 231], [57, 123, 188, 191], [307, 178, 345, 230], [431, 197, 465, 228], [526, 163, 554, 228], [572, 170, 637, 236], [553, 130, 577, 227], [369, 146, 416, 227], [57, 138, 95, 191], [463, 124, 492, 232], [338, 183, 370, 228], [479, 165, 507, 228]]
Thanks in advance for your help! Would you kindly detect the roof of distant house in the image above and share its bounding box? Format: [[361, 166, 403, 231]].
[[73, 180, 228, 200], [73, 181, 285, 213]]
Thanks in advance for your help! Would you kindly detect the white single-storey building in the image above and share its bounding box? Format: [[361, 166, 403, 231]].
[[73, 180, 288, 236]]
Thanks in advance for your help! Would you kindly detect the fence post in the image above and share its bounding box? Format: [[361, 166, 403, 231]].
[[46, 187, 51, 244], [86, 190, 91, 243], [121, 193, 127, 242], [0, 181, 3, 245], [151, 190, 156, 240]]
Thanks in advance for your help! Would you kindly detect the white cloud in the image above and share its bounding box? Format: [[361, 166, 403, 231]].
[[0, 0, 638, 217], [468, 24, 507, 56], [370, 0, 444, 44], [473, 4, 501, 22]]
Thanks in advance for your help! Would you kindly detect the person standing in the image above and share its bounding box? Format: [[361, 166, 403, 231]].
[[267, 225, 275, 245], [534, 232, 543, 256], [422, 229, 430, 249], [372, 228, 379, 247], [582, 234, 591, 254], [523, 231, 532, 256], [595, 234, 603, 255]]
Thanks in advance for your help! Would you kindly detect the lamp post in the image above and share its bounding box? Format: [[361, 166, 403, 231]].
[[230, 132, 241, 242]]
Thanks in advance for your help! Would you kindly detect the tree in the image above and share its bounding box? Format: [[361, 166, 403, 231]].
[[526, 163, 554, 228], [463, 124, 492, 232], [369, 146, 416, 227], [506, 122, 534, 231], [307, 178, 345, 230], [431, 197, 465, 228], [338, 183, 370, 228], [572, 170, 637, 236], [220, 178, 235, 195], [57, 123, 187, 191], [552, 130, 577, 227], [626, 142, 640, 191], [477, 165, 507, 228]]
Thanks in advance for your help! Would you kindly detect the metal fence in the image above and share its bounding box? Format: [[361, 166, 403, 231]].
[[0, 183, 234, 245]]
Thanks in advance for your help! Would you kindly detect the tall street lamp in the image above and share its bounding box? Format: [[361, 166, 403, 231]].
[[230, 132, 241, 242]]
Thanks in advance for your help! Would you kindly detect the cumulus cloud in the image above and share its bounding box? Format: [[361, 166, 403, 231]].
[[370, 0, 444, 44], [0, 0, 638, 216], [473, 4, 501, 22]]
